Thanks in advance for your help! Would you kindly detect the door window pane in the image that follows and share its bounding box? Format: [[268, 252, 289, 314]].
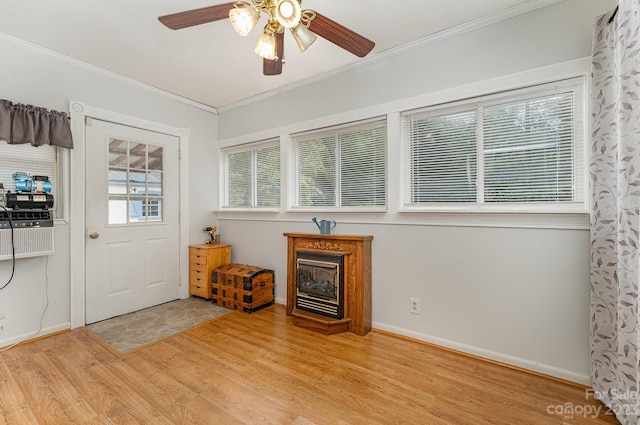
[[128, 142, 147, 169], [129, 171, 146, 195], [148, 171, 163, 196], [108, 139, 127, 167], [128, 197, 145, 222], [143, 199, 162, 221], [108, 169, 127, 195], [108, 196, 127, 224], [149, 146, 163, 171]]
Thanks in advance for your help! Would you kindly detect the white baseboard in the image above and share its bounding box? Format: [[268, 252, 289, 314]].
[[372, 321, 590, 386], [0, 322, 70, 348]]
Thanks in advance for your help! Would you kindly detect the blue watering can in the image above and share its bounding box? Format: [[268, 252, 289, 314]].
[[312, 217, 337, 235]]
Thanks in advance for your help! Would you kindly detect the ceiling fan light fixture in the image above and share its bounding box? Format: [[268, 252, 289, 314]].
[[290, 23, 317, 52], [229, 2, 260, 36], [274, 0, 301, 28], [254, 31, 277, 60]]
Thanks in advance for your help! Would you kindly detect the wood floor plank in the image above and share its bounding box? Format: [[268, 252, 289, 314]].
[[167, 331, 381, 425], [0, 304, 619, 424]]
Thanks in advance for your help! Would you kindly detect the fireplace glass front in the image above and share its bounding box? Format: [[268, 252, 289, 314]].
[[296, 251, 344, 319]]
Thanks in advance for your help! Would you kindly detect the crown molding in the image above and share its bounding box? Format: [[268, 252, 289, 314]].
[[0, 31, 219, 115], [218, 0, 563, 112], [0, 0, 562, 114]]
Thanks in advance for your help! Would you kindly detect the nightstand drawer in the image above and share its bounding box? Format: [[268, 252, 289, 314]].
[[190, 261, 209, 272], [189, 283, 209, 299]]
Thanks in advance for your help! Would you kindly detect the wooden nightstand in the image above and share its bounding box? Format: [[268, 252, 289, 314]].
[[188, 244, 232, 299]]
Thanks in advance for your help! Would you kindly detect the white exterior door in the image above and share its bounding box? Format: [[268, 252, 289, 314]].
[[85, 118, 180, 324]]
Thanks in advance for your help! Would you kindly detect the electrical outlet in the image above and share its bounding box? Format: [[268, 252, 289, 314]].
[[410, 297, 420, 314]]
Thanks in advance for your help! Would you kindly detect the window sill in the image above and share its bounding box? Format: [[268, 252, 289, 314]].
[[218, 207, 281, 213], [216, 209, 589, 230], [286, 207, 388, 214], [396, 210, 589, 229]]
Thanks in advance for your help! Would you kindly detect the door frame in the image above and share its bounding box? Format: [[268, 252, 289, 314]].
[[69, 101, 190, 328]]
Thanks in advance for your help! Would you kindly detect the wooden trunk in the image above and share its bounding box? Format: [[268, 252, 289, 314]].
[[211, 263, 275, 313]]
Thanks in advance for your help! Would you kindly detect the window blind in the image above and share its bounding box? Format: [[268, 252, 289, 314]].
[[402, 78, 584, 209], [224, 140, 280, 208], [297, 136, 336, 207], [295, 119, 387, 208], [340, 125, 386, 207], [227, 150, 252, 207], [405, 109, 477, 203], [255, 145, 280, 207], [482, 92, 576, 203]]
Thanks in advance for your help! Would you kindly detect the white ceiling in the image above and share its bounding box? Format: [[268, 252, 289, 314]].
[[0, 0, 558, 110]]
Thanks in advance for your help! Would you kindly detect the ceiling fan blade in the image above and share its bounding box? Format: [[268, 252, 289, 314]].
[[307, 12, 375, 58], [264, 32, 285, 76], [158, 2, 236, 30]]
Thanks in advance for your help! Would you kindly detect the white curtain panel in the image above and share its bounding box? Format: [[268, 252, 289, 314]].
[[590, 1, 640, 424]]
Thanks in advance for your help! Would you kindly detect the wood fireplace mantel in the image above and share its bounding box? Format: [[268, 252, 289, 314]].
[[284, 233, 372, 336]]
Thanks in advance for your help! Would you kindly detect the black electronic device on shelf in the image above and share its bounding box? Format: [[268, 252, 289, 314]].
[[0, 209, 53, 230], [0, 172, 55, 229], [5, 192, 54, 210]]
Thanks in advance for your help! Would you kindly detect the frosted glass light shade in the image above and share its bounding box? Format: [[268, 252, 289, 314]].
[[254, 32, 277, 59], [229, 3, 260, 36], [291, 23, 317, 52], [274, 0, 301, 28]]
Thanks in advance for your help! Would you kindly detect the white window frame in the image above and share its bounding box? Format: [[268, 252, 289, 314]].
[[142, 199, 160, 218], [290, 118, 387, 212], [221, 139, 280, 210], [400, 77, 587, 214], [215, 60, 590, 229]]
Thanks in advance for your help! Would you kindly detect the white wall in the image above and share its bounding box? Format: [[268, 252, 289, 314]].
[[0, 34, 217, 345], [218, 0, 612, 139], [215, 0, 617, 384]]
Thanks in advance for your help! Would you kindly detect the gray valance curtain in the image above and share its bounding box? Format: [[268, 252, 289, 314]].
[[0, 99, 73, 149]]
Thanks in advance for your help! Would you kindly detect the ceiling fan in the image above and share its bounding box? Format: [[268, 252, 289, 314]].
[[158, 0, 375, 76]]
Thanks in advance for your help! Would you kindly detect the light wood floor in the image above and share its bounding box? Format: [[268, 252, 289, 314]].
[[0, 304, 619, 424]]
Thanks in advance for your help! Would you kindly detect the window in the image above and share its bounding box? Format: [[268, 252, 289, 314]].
[[142, 199, 160, 218], [108, 140, 164, 224], [294, 119, 387, 209], [223, 141, 280, 208], [0, 141, 59, 215], [402, 78, 585, 210]]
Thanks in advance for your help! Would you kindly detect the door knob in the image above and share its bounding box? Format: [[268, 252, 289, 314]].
[[89, 232, 100, 239]]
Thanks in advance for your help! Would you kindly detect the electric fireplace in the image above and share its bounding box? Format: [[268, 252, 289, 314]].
[[284, 233, 373, 336], [296, 252, 344, 319]]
